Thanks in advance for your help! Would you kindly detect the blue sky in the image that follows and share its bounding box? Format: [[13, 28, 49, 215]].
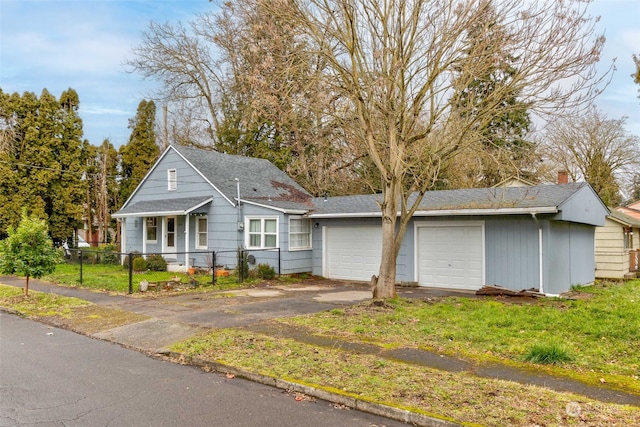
[[1, 0, 639, 148]]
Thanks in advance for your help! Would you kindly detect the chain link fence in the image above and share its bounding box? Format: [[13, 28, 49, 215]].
[[64, 247, 281, 293]]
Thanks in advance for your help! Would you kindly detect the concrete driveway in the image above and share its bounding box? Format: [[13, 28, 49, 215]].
[[0, 275, 474, 352]]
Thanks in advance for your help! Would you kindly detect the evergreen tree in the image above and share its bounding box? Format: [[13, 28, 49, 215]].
[[450, 4, 534, 188], [119, 100, 160, 204], [0, 88, 85, 241]]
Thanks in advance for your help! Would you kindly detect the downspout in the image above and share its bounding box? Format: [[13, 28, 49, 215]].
[[531, 213, 544, 294]]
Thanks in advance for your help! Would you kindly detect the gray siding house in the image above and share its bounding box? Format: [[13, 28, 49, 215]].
[[115, 145, 609, 295], [113, 145, 315, 274]]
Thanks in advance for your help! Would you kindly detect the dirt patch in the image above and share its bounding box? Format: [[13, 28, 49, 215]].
[[40, 305, 151, 335]]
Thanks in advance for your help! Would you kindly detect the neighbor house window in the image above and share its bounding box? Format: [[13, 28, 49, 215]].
[[246, 217, 278, 248], [196, 216, 208, 249], [289, 217, 311, 250], [168, 169, 177, 191], [146, 217, 157, 242], [624, 227, 633, 250]]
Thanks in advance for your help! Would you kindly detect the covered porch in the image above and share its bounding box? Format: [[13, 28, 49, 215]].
[[113, 196, 213, 272]]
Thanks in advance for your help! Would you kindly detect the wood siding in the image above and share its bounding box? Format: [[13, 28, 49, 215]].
[[594, 218, 638, 279]]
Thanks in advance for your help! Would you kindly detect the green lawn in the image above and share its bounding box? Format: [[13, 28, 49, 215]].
[[173, 280, 640, 426], [274, 280, 640, 385], [43, 262, 255, 293]]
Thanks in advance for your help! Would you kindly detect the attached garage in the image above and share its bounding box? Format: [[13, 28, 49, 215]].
[[310, 183, 609, 295], [323, 226, 382, 281], [415, 222, 485, 290]]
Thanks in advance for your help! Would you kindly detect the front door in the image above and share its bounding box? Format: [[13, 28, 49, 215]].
[[165, 216, 176, 256]]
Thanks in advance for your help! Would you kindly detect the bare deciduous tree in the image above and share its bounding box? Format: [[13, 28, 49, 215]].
[[270, 0, 608, 298], [127, 2, 369, 196], [542, 108, 640, 206]]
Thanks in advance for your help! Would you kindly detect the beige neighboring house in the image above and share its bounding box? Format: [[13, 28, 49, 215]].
[[595, 209, 640, 279], [492, 176, 537, 188]]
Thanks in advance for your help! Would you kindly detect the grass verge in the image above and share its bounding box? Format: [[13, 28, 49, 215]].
[[274, 281, 640, 392], [172, 328, 640, 426], [0, 284, 149, 334]]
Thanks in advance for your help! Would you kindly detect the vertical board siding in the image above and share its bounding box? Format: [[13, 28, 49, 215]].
[[485, 217, 540, 291]]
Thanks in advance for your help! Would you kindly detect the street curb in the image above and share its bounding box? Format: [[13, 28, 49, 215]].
[[169, 351, 462, 427]]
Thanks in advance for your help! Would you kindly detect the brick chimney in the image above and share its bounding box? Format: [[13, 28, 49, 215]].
[[557, 170, 569, 184]]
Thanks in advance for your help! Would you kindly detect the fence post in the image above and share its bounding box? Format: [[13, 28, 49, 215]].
[[128, 252, 133, 294], [79, 250, 83, 284], [212, 251, 216, 285]]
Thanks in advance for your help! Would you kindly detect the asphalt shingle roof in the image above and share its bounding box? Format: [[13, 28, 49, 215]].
[[309, 183, 590, 216], [174, 145, 313, 211], [114, 196, 213, 217]]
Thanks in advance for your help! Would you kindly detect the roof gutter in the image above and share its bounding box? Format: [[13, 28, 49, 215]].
[[308, 206, 559, 219]]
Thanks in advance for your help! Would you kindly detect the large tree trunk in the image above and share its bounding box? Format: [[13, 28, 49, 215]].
[[373, 182, 399, 299]]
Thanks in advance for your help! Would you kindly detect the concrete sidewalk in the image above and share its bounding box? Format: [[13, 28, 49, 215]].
[[1, 276, 639, 425]]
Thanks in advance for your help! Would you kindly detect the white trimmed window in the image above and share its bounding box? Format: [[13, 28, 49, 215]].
[[246, 217, 278, 249], [146, 217, 157, 242], [168, 169, 177, 191], [289, 217, 311, 250], [196, 216, 208, 249]]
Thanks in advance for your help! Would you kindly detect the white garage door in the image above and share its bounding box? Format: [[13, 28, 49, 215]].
[[417, 223, 484, 290], [324, 226, 382, 281]]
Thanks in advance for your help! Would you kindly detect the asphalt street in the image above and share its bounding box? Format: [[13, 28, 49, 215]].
[[0, 312, 406, 427]]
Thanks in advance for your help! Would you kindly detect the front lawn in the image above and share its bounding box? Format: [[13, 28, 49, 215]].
[[275, 281, 640, 386], [173, 280, 640, 426], [43, 262, 255, 293]]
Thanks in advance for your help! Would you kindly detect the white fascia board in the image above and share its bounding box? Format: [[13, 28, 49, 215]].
[[239, 199, 309, 215], [308, 206, 558, 219], [413, 207, 559, 216], [113, 210, 187, 218], [308, 212, 383, 218], [186, 197, 214, 213]]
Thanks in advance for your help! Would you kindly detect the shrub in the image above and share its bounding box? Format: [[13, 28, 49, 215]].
[[98, 244, 119, 265], [123, 251, 142, 269], [524, 342, 573, 365], [256, 263, 276, 280], [132, 257, 147, 272], [146, 254, 167, 271]]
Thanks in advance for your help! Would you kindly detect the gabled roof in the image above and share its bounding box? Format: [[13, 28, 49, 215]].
[[309, 183, 607, 225], [610, 208, 640, 227], [116, 145, 314, 215], [173, 145, 313, 211]]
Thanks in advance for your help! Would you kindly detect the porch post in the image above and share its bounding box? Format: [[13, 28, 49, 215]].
[[142, 216, 147, 255], [185, 214, 190, 273]]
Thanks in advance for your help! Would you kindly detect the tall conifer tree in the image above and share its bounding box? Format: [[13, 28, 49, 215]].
[[0, 88, 85, 241], [119, 100, 159, 205]]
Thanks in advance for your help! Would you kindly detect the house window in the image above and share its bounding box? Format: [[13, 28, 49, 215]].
[[289, 217, 311, 250], [624, 227, 633, 250], [246, 217, 278, 249], [146, 217, 157, 242], [168, 169, 177, 191], [196, 216, 208, 249]]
